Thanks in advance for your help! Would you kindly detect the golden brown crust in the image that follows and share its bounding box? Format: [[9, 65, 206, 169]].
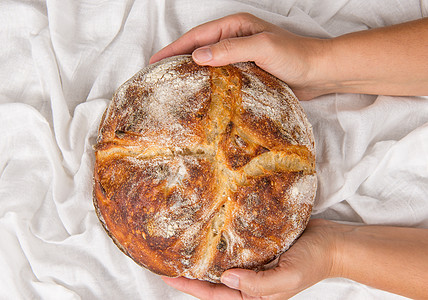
[[93, 55, 317, 282]]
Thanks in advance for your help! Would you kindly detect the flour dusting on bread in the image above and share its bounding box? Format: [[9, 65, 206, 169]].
[[93, 55, 317, 282]]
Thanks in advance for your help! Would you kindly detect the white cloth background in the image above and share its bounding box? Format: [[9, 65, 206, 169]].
[[1, 0, 427, 299]]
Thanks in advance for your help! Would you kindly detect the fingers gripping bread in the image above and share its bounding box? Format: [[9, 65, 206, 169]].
[[93, 55, 316, 282]]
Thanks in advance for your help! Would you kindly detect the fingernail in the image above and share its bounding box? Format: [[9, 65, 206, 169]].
[[193, 47, 212, 63], [221, 273, 240, 289]]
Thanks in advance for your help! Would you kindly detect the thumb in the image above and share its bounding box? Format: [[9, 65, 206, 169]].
[[192, 33, 274, 67], [220, 267, 301, 297]]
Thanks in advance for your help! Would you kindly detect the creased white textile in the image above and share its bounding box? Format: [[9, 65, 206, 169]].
[[1, 1, 427, 299]]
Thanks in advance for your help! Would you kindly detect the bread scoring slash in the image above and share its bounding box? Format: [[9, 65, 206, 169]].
[[93, 55, 317, 282]]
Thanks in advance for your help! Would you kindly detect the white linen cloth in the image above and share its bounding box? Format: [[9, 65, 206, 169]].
[[1, 0, 427, 299]]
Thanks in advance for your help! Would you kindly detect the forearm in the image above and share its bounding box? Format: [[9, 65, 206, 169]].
[[332, 224, 428, 299], [312, 18, 428, 97]]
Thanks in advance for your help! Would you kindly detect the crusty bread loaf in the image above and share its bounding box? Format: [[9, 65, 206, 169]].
[[93, 55, 317, 282]]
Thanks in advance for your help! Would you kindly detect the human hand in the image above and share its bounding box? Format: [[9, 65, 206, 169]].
[[162, 219, 346, 299], [149, 13, 330, 100]]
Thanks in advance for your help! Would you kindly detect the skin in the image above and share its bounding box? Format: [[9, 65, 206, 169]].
[[150, 13, 428, 299], [150, 13, 428, 100], [161, 219, 428, 299]]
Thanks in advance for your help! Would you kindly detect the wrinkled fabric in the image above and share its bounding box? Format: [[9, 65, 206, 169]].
[[1, 0, 427, 299]]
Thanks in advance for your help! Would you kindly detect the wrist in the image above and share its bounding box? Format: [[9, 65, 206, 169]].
[[323, 221, 354, 279], [303, 36, 378, 98], [293, 38, 340, 100], [305, 219, 351, 280]]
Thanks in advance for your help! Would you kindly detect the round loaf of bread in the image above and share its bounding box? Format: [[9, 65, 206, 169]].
[[93, 55, 317, 282]]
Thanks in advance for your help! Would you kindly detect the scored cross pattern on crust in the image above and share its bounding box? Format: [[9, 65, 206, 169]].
[[93, 56, 316, 282]]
